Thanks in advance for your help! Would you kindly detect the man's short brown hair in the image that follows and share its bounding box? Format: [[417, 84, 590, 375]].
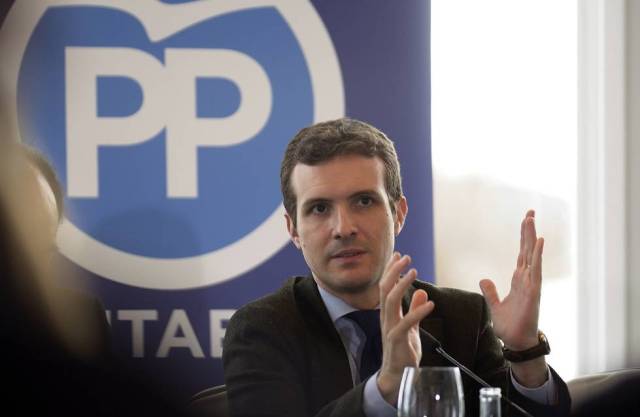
[[280, 118, 403, 226]]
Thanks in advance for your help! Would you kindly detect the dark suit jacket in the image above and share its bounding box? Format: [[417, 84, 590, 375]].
[[223, 276, 570, 417]]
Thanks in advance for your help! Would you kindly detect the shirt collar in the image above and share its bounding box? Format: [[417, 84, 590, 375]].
[[316, 282, 381, 323], [316, 284, 359, 323]]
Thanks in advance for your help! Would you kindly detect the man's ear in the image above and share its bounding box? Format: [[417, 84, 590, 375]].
[[285, 212, 302, 249], [393, 196, 408, 236]]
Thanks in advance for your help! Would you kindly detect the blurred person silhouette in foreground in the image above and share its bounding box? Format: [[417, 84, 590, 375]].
[[0, 138, 187, 416], [4, 142, 111, 360]]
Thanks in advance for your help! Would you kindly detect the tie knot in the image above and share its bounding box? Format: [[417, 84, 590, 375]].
[[344, 310, 380, 337]]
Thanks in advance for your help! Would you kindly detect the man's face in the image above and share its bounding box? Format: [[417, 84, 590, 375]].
[[285, 155, 407, 302]]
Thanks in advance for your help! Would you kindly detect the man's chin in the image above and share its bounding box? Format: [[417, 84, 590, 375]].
[[327, 274, 380, 295]]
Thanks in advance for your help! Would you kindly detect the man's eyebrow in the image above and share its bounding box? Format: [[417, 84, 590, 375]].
[[300, 189, 385, 210], [348, 189, 383, 199], [300, 197, 330, 211]]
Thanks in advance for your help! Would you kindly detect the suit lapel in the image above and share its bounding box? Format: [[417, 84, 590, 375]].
[[293, 277, 355, 400], [295, 276, 338, 339]]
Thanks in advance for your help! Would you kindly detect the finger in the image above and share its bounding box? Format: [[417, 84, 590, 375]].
[[408, 290, 430, 330], [379, 254, 411, 305], [530, 237, 544, 286], [517, 253, 524, 270], [379, 253, 405, 307], [518, 209, 535, 268], [379, 253, 408, 320], [388, 300, 434, 340], [385, 267, 417, 310], [524, 217, 537, 267], [518, 217, 526, 268], [386, 251, 400, 270], [409, 289, 429, 311], [383, 268, 417, 328], [381, 253, 410, 290], [479, 278, 501, 309]]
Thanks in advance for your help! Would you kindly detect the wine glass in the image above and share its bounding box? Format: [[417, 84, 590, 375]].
[[398, 366, 465, 417]]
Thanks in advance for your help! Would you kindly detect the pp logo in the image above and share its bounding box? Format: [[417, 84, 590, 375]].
[[4, 0, 344, 289]]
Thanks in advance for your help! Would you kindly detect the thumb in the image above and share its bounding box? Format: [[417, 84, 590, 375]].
[[479, 278, 501, 308]]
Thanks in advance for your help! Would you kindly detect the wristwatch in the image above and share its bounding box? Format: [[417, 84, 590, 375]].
[[502, 330, 550, 363]]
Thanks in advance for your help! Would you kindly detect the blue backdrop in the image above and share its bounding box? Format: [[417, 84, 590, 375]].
[[2, 0, 432, 399]]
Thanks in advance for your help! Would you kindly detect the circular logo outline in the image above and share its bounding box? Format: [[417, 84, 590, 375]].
[[1, 0, 344, 289]]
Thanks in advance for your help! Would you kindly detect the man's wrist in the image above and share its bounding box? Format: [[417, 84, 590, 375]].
[[503, 330, 551, 363], [510, 356, 549, 388], [503, 336, 539, 352], [364, 372, 398, 417], [376, 370, 400, 406]]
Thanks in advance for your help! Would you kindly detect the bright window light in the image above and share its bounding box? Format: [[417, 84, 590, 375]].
[[431, 0, 578, 379]]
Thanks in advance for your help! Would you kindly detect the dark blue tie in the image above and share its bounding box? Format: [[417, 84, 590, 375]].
[[345, 310, 382, 381]]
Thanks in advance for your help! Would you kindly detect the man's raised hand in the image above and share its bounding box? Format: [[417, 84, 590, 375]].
[[377, 252, 434, 405]]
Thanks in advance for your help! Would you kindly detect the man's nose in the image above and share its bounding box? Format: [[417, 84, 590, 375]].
[[332, 206, 357, 239]]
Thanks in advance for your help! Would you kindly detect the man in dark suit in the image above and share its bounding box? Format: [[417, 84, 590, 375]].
[[223, 118, 570, 417]]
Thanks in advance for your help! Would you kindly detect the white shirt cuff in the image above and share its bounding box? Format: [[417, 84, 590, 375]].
[[363, 371, 397, 417], [510, 366, 557, 404]]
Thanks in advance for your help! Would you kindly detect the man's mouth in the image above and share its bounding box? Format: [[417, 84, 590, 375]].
[[331, 249, 367, 259]]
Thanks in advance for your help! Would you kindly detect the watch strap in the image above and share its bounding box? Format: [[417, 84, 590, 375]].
[[502, 330, 550, 363]]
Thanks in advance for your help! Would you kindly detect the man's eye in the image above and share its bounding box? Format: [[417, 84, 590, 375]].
[[311, 204, 328, 214], [357, 196, 374, 206]]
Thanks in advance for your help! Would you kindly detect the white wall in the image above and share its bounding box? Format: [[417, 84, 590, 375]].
[[577, 0, 630, 374], [627, 0, 640, 367]]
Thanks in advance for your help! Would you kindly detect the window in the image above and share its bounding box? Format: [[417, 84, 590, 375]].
[[431, 0, 578, 379]]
